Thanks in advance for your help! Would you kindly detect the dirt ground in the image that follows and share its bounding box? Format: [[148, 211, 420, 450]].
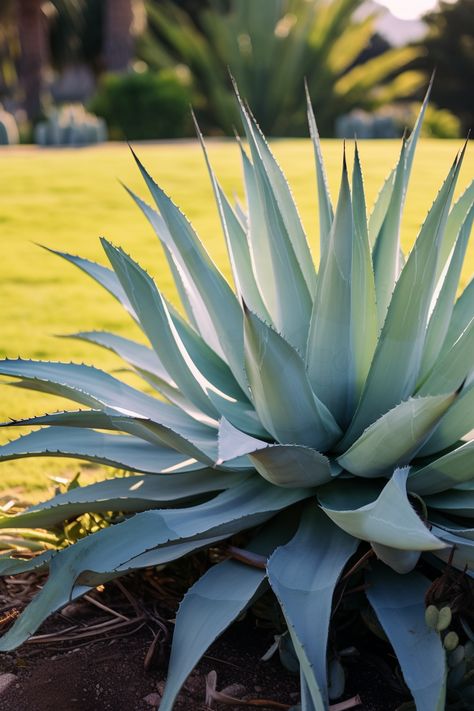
[[0, 561, 409, 711], [0, 616, 406, 711]]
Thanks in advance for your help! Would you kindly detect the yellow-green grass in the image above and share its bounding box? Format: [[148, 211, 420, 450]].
[[0, 138, 473, 502]]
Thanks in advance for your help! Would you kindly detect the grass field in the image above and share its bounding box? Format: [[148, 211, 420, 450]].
[[0, 138, 473, 501]]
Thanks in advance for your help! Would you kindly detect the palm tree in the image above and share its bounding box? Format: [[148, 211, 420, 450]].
[[17, 0, 47, 120], [103, 0, 134, 72]]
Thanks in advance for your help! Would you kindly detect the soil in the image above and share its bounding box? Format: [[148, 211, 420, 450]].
[[0, 566, 409, 711], [0, 616, 406, 711]]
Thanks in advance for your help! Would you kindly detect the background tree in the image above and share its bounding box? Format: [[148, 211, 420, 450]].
[[419, 0, 474, 133], [17, 0, 47, 120], [139, 0, 424, 136]]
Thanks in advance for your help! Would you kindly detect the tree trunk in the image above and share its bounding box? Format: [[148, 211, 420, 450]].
[[103, 0, 134, 73], [17, 0, 46, 120]]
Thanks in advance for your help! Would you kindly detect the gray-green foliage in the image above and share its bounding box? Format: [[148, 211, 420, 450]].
[[0, 82, 473, 711], [34, 104, 107, 146]]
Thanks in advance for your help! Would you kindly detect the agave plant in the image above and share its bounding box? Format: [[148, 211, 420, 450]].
[[0, 82, 473, 711]]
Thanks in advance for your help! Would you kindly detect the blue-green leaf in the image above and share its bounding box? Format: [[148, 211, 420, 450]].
[[0, 477, 309, 651], [366, 565, 446, 711], [159, 514, 295, 711], [319, 468, 444, 550], [340, 148, 465, 448], [337, 391, 458, 477], [305, 82, 333, 260], [131, 149, 247, 390], [243, 307, 341, 449], [101, 239, 219, 419], [236, 115, 312, 352], [409, 440, 474, 495], [0, 427, 206, 474], [0, 470, 244, 530], [351, 143, 377, 396], [268, 505, 358, 709], [307, 151, 355, 427]]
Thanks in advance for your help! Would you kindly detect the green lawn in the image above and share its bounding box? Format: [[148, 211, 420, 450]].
[[1, 138, 473, 501]]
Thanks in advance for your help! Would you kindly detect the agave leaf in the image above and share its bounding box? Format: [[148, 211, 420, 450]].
[[193, 113, 270, 321], [243, 306, 341, 449], [236, 118, 312, 352], [217, 417, 334, 487], [371, 543, 421, 574], [436, 180, 474, 283], [340, 148, 465, 448], [418, 381, 474, 456], [131, 149, 248, 390], [416, 317, 474, 397], [408, 440, 474, 495], [159, 513, 296, 711], [368, 79, 432, 248], [0, 477, 310, 651], [372, 139, 407, 328], [1, 409, 117, 430], [351, 143, 377, 396], [440, 277, 474, 358], [54, 244, 245, 402], [0, 550, 54, 577], [431, 527, 474, 574], [366, 565, 447, 711], [0, 427, 207, 474], [426, 492, 474, 521], [319, 468, 444, 551], [0, 359, 218, 461], [420, 205, 474, 380], [305, 81, 333, 260], [0, 470, 245, 530], [207, 391, 269, 439], [46, 248, 136, 318], [101, 239, 219, 419], [125, 182, 225, 347], [68, 330, 199, 416], [337, 391, 458, 477], [306, 150, 355, 427], [268, 505, 358, 709], [69, 330, 172, 386], [236, 86, 316, 296], [250, 446, 334, 489]]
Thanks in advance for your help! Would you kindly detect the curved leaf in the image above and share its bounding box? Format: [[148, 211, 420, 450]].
[[0, 470, 245, 530], [340, 148, 465, 449], [131, 148, 248, 390], [409, 440, 474, 495], [366, 565, 446, 711], [244, 307, 341, 449], [159, 514, 295, 711], [101, 239, 219, 419], [319, 468, 444, 551], [0, 477, 310, 651], [306, 151, 355, 427], [337, 391, 458, 477], [268, 505, 358, 709], [0, 427, 206, 474]]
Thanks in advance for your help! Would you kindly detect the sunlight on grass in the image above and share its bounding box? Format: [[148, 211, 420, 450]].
[[0, 138, 472, 498]]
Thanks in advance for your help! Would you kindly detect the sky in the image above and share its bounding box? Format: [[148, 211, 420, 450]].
[[376, 0, 456, 20]]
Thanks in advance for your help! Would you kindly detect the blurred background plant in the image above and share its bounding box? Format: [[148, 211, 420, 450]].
[[0, 1, 471, 140], [140, 0, 424, 135]]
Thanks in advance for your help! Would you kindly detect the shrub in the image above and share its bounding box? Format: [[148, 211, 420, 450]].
[[0, 83, 473, 710], [34, 104, 107, 146], [90, 69, 192, 140]]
